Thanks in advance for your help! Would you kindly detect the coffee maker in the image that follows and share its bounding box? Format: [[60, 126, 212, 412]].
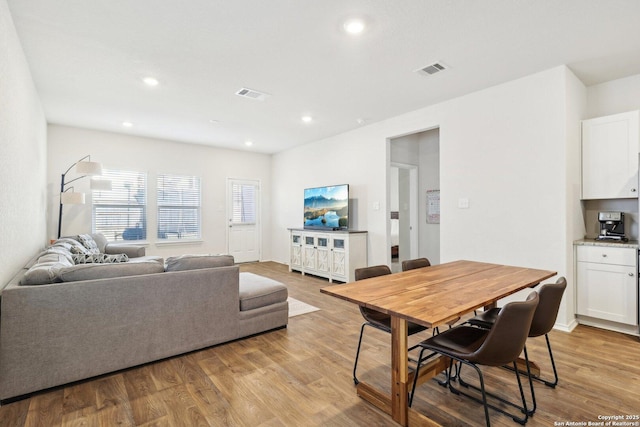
[[595, 211, 628, 241]]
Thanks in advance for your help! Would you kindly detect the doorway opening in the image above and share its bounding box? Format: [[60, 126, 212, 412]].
[[389, 128, 440, 270]]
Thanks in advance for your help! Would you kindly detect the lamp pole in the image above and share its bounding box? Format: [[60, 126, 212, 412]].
[[57, 155, 100, 238]]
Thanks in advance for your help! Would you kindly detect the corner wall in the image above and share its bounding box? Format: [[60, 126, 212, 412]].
[[272, 66, 584, 327], [47, 125, 273, 260], [0, 0, 47, 285]]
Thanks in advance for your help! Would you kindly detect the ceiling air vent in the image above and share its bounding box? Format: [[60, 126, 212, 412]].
[[235, 87, 270, 101], [416, 62, 449, 76]]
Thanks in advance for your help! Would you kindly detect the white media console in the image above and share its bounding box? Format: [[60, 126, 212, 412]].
[[288, 228, 368, 283]]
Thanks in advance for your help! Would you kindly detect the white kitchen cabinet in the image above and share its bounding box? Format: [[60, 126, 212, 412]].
[[581, 110, 640, 199], [289, 228, 367, 282], [576, 245, 638, 326]]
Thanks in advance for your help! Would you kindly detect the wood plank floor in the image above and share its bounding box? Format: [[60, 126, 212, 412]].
[[1, 261, 639, 426]]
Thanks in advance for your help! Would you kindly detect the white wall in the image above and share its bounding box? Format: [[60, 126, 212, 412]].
[[586, 73, 640, 118], [272, 66, 585, 330], [0, 0, 47, 285], [47, 125, 273, 260]]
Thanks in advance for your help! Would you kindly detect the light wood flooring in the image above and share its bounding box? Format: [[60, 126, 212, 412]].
[[1, 261, 639, 426]]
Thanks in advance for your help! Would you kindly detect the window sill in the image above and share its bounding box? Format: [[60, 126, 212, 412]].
[[155, 239, 204, 246]]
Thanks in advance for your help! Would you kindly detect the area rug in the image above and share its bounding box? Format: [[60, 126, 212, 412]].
[[287, 297, 320, 318]]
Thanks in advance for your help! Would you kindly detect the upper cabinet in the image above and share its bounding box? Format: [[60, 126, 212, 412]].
[[581, 110, 640, 200]]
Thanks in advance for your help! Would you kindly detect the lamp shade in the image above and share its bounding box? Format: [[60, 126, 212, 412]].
[[60, 191, 85, 204], [76, 161, 103, 175], [90, 178, 112, 191]]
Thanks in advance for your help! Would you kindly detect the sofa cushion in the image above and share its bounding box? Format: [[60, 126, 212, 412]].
[[20, 253, 73, 285], [72, 253, 130, 264], [238, 272, 288, 311], [165, 254, 234, 272], [57, 260, 164, 282], [77, 234, 100, 254]]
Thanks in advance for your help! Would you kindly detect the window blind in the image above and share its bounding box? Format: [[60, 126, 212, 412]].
[[92, 169, 147, 241], [157, 174, 201, 239], [231, 183, 256, 224]]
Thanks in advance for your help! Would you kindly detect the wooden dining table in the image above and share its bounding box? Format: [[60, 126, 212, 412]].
[[320, 260, 557, 427]]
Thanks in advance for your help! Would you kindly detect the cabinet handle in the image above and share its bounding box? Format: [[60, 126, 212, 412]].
[[632, 188, 637, 193], [629, 273, 634, 277], [602, 254, 607, 257]]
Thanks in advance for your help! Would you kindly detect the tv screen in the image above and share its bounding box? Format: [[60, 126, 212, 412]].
[[304, 184, 349, 230]]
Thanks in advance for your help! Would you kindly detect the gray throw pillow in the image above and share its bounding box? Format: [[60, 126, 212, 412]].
[[77, 234, 100, 254]]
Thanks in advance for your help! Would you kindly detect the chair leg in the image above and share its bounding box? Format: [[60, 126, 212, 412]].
[[409, 348, 446, 407], [448, 361, 491, 427], [539, 333, 559, 388], [352, 323, 368, 385], [508, 334, 559, 388], [453, 360, 530, 425], [522, 346, 537, 415]]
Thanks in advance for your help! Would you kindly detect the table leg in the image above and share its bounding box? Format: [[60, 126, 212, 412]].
[[391, 316, 409, 426]]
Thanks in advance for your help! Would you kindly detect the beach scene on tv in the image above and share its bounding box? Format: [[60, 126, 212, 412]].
[[304, 185, 349, 229]]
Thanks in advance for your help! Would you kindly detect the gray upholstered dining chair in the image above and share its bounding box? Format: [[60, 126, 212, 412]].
[[466, 276, 567, 414], [352, 265, 429, 385], [410, 292, 539, 427]]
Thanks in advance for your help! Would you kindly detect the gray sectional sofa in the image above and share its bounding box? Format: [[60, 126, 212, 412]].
[[0, 234, 288, 401]]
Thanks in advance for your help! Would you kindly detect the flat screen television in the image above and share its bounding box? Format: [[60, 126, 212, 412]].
[[303, 184, 349, 230]]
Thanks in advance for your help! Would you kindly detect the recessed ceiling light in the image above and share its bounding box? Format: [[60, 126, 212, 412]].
[[343, 19, 365, 35], [122, 121, 133, 128], [245, 140, 253, 146], [142, 77, 159, 86], [301, 116, 313, 123], [209, 119, 220, 125]]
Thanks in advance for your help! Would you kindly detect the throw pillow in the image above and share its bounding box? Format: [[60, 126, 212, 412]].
[[55, 237, 90, 255], [72, 253, 129, 264], [77, 234, 100, 254]]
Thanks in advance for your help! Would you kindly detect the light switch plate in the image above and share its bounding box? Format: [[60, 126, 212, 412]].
[[458, 198, 469, 209]]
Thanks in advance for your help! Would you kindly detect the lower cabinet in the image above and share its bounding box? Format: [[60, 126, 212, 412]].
[[289, 229, 367, 282], [576, 245, 638, 326]]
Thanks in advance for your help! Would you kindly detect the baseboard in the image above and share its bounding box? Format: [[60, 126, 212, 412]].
[[553, 318, 578, 333]]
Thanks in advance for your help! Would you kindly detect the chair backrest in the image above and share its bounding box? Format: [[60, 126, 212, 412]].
[[354, 265, 392, 322], [469, 292, 539, 366], [401, 258, 431, 271], [529, 277, 567, 337], [355, 265, 392, 281]]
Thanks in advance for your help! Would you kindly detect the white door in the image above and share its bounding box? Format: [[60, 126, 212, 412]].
[[227, 179, 260, 263]]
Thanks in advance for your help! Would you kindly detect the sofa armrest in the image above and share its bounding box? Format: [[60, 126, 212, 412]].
[[104, 243, 146, 258]]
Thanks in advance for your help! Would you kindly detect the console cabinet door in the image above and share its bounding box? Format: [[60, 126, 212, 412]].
[[331, 237, 347, 280], [581, 110, 640, 199], [290, 232, 302, 270]]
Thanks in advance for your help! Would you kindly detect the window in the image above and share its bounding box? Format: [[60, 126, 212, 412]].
[[231, 182, 257, 224], [93, 169, 147, 241], [157, 174, 201, 240]]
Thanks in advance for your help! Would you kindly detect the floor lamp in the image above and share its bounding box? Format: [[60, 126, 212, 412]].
[[57, 155, 110, 238]]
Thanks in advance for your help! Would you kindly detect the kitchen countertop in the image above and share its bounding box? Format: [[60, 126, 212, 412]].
[[574, 238, 639, 249]]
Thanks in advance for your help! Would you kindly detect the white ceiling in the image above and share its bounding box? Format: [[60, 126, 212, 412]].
[[8, 0, 640, 154]]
